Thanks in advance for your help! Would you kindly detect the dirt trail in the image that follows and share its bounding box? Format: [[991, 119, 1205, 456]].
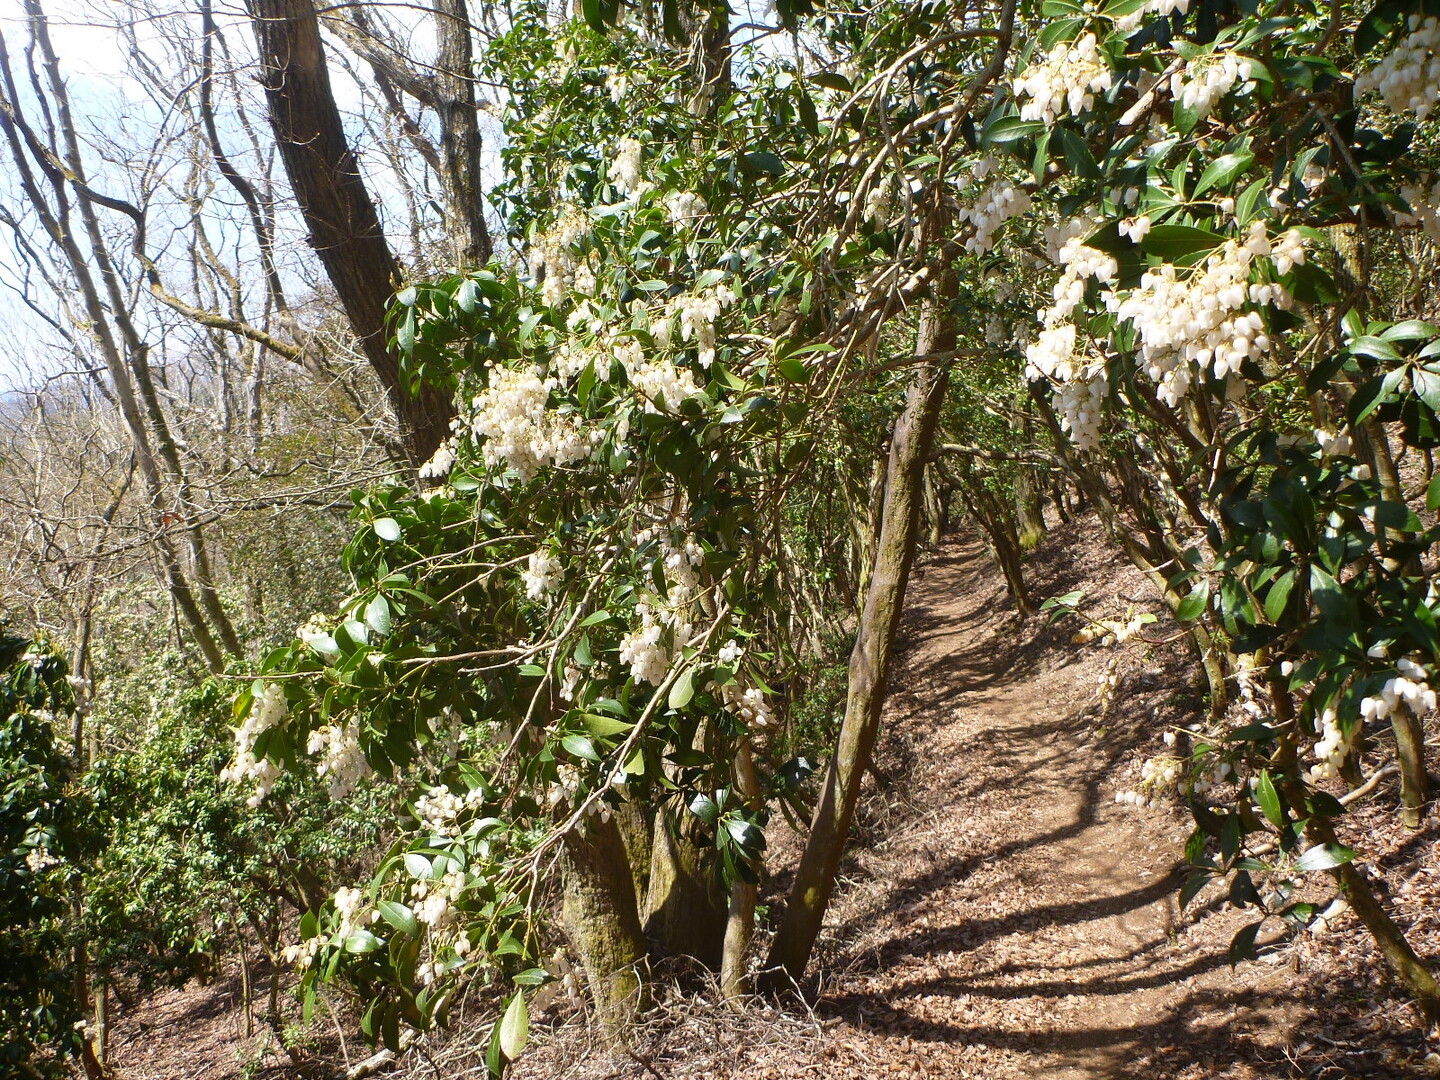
[[805, 535, 1296, 1080]]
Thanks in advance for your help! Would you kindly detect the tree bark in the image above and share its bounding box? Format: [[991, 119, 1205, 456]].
[[720, 742, 760, 1001], [765, 303, 952, 985], [560, 815, 650, 1040], [643, 814, 727, 970], [431, 0, 491, 267], [244, 0, 452, 467]]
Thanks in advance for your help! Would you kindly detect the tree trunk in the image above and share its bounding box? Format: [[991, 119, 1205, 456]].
[[1391, 710, 1429, 828], [643, 814, 727, 970], [721, 742, 761, 1001], [560, 815, 649, 1040], [766, 304, 952, 985], [431, 0, 491, 267], [244, 0, 452, 467]]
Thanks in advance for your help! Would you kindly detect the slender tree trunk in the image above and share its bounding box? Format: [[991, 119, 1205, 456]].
[[1391, 710, 1429, 828], [560, 815, 650, 1040], [244, 0, 452, 467], [431, 0, 491, 267], [721, 742, 761, 1001], [766, 302, 952, 985]]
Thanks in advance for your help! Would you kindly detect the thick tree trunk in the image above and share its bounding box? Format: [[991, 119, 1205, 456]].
[[560, 815, 649, 1040], [766, 304, 952, 985], [643, 815, 727, 970], [244, 0, 452, 467]]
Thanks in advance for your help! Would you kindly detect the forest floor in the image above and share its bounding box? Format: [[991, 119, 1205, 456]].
[[107, 519, 1440, 1079]]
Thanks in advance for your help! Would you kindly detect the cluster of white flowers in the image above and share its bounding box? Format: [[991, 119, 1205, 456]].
[[1398, 178, 1440, 242], [1024, 323, 1109, 450], [1115, 756, 1184, 807], [1308, 707, 1352, 782], [619, 335, 702, 413], [560, 662, 582, 701], [715, 679, 775, 729], [333, 885, 379, 939], [281, 936, 321, 969], [1013, 33, 1113, 124], [717, 639, 744, 666], [1110, 222, 1304, 405], [419, 438, 457, 480], [24, 846, 60, 873], [1110, 0, 1191, 32], [1072, 612, 1152, 646], [1118, 215, 1152, 243], [605, 72, 629, 104], [1360, 658, 1438, 722], [1315, 427, 1353, 457], [619, 603, 673, 685], [415, 784, 485, 839], [610, 137, 643, 195], [1169, 53, 1258, 122], [958, 172, 1033, 254], [663, 191, 708, 227], [221, 683, 287, 806], [411, 870, 466, 931], [1354, 15, 1440, 121], [307, 721, 370, 799], [664, 282, 741, 368], [864, 175, 896, 224], [523, 549, 563, 600], [469, 365, 591, 481], [296, 614, 334, 658], [530, 207, 591, 306]]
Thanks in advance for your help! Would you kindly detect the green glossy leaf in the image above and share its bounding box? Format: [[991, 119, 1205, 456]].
[[365, 594, 392, 636], [1294, 842, 1355, 872], [668, 667, 695, 710], [499, 993, 529, 1060], [373, 517, 402, 542], [1194, 151, 1256, 197], [377, 900, 418, 937], [1254, 770, 1284, 828]]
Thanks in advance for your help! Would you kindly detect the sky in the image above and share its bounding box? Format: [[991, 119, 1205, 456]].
[[0, 0, 428, 393]]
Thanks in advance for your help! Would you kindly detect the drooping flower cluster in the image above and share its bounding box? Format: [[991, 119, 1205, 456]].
[[469, 365, 591, 481], [1307, 707, 1352, 783], [523, 549, 563, 600], [1115, 756, 1184, 806], [618, 527, 708, 685], [619, 603, 675, 685], [221, 682, 287, 806], [665, 281, 741, 368], [1360, 658, 1438, 722], [1110, 222, 1304, 405], [415, 785, 482, 839], [529, 206, 591, 306], [1354, 15, 1440, 121], [610, 137, 643, 195], [307, 721, 370, 799], [1398, 178, 1440, 242], [24, 846, 60, 873], [618, 335, 702, 413], [1168, 53, 1258, 122], [412, 870, 467, 934], [958, 167, 1033, 255], [1024, 323, 1109, 451], [1012, 33, 1113, 124], [419, 438, 457, 480], [663, 191, 708, 227]]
